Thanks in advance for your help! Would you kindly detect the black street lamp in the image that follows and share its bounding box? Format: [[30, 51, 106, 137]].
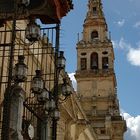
[[44, 98, 56, 112], [13, 55, 28, 83], [22, 25, 71, 140], [37, 88, 50, 103], [31, 70, 44, 94], [57, 51, 66, 69], [61, 78, 73, 97], [25, 19, 41, 42]]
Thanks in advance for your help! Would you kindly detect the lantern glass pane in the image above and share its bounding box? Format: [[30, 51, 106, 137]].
[[13, 63, 27, 82], [42, 90, 49, 99], [61, 59, 66, 66], [53, 110, 60, 120], [44, 101, 50, 111], [25, 22, 41, 42], [37, 89, 49, 102], [17, 65, 27, 76], [62, 84, 72, 96], [31, 78, 44, 93], [58, 58, 65, 68], [49, 99, 55, 110]]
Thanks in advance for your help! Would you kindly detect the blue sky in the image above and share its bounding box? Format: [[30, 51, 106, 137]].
[[60, 0, 140, 139]]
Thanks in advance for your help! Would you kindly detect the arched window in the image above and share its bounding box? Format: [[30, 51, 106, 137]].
[[93, 7, 97, 15], [91, 52, 98, 69], [91, 31, 98, 40], [102, 57, 109, 69]]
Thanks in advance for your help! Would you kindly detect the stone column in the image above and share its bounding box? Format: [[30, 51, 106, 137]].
[[105, 116, 112, 135], [9, 85, 25, 140]]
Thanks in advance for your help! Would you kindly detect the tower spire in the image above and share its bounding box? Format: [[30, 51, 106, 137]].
[[82, 0, 108, 43], [87, 0, 104, 19]]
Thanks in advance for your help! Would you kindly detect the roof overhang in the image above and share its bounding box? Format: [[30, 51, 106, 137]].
[[0, 0, 73, 24]]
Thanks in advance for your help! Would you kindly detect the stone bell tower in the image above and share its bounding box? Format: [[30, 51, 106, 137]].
[[75, 0, 127, 139]]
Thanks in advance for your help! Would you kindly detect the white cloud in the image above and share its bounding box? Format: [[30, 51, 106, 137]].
[[134, 21, 140, 28], [68, 73, 77, 91], [113, 38, 140, 67], [112, 37, 131, 50], [127, 47, 140, 66], [122, 112, 140, 140], [117, 19, 125, 27]]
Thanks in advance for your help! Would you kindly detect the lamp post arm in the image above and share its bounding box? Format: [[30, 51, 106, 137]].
[[52, 23, 60, 140]]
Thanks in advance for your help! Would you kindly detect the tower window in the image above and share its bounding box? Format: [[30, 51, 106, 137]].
[[102, 57, 109, 69], [90, 52, 98, 69], [81, 52, 87, 56], [101, 129, 106, 134], [91, 31, 98, 40], [81, 58, 87, 70], [93, 7, 97, 15], [102, 51, 108, 55]]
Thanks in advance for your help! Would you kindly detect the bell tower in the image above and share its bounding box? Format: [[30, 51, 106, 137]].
[[75, 0, 127, 139]]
